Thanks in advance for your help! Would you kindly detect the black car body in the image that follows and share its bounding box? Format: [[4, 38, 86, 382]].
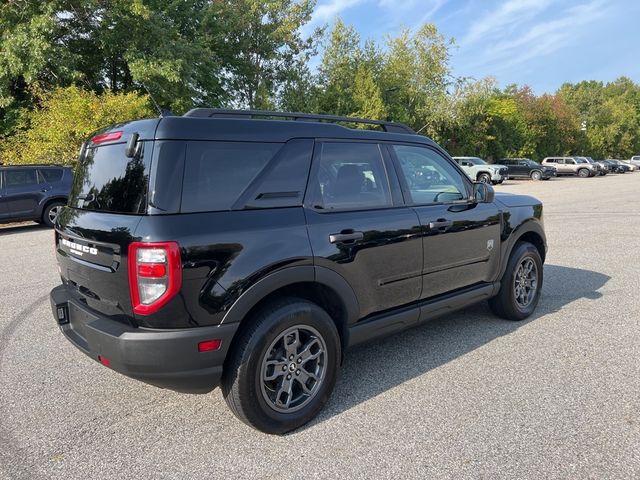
[[50, 110, 547, 433], [604, 160, 629, 173], [0, 165, 73, 226], [499, 158, 555, 180]]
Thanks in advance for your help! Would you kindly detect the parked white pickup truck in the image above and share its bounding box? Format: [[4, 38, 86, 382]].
[[452, 156, 509, 185]]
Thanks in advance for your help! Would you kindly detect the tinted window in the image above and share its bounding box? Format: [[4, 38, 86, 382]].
[[566, 159, 575, 164], [38, 168, 63, 182], [243, 139, 313, 209], [311, 142, 391, 210], [5, 169, 38, 187], [70, 143, 150, 213], [393, 145, 466, 205], [182, 141, 281, 213]]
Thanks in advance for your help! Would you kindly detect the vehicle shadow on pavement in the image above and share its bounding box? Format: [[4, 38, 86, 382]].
[[306, 264, 610, 429], [0, 223, 48, 237]]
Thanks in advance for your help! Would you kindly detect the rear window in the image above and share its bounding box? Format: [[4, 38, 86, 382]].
[[69, 142, 150, 213], [181, 141, 282, 213], [38, 168, 63, 182]]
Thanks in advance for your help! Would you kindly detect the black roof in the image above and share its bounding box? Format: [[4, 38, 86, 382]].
[[97, 110, 434, 146]]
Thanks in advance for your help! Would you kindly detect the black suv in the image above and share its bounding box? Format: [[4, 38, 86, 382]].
[[500, 158, 555, 180], [0, 165, 73, 226], [50, 110, 547, 433]]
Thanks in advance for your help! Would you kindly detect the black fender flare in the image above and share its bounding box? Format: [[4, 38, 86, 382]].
[[220, 265, 360, 327], [498, 219, 547, 279]]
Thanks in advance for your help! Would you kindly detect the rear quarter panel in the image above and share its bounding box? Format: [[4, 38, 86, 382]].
[[134, 207, 313, 328]]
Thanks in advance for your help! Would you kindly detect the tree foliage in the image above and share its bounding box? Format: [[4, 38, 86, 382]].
[[1, 7, 640, 165], [1, 86, 153, 165]]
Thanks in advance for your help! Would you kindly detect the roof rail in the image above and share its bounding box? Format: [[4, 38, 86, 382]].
[[183, 108, 415, 134]]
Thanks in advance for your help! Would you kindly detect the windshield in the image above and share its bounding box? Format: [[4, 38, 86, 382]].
[[469, 158, 487, 165], [575, 158, 587, 164], [522, 159, 537, 166]]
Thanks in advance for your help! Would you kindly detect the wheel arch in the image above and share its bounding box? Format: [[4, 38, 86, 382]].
[[38, 196, 68, 218], [476, 170, 491, 180], [499, 221, 547, 279], [221, 266, 359, 353]]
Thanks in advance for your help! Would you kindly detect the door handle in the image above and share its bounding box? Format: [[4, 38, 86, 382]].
[[428, 219, 453, 231], [329, 231, 364, 244]]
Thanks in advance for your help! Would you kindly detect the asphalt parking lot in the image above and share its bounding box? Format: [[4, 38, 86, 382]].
[[1, 174, 639, 480]]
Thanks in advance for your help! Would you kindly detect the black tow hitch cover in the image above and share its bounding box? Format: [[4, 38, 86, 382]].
[[56, 304, 69, 325]]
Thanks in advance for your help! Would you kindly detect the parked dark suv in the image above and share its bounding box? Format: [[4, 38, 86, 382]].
[[500, 158, 556, 180], [50, 110, 547, 434], [0, 164, 73, 227]]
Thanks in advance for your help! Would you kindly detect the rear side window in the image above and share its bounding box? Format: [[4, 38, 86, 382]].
[[38, 168, 63, 182], [181, 141, 282, 213], [308, 142, 392, 211], [69, 143, 150, 214], [5, 169, 38, 187]]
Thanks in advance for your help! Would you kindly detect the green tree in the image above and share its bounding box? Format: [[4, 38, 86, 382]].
[[315, 19, 361, 116], [206, 0, 321, 109], [1, 86, 153, 165], [351, 65, 386, 121], [380, 24, 453, 132], [0, 1, 223, 115]]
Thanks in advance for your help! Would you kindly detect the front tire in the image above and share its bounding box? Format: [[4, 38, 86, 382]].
[[489, 242, 543, 321], [530, 170, 542, 181], [577, 168, 590, 178], [478, 172, 492, 184], [222, 298, 340, 434]]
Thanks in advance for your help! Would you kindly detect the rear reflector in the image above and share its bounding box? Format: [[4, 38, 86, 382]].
[[98, 355, 111, 367], [198, 340, 222, 352], [137, 263, 167, 278], [91, 131, 123, 144]]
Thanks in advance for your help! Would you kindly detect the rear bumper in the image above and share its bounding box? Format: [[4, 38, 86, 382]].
[[50, 284, 238, 394]]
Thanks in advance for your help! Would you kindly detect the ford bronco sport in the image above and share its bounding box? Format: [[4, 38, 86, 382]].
[[50, 109, 547, 434]]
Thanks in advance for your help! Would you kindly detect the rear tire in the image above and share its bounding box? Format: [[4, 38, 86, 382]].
[[489, 242, 543, 321], [222, 297, 340, 434], [42, 201, 65, 228]]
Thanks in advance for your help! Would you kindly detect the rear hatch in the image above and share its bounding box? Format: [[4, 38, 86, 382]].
[[56, 120, 159, 325]]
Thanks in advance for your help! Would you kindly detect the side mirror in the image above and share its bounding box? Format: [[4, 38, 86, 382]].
[[473, 182, 495, 203]]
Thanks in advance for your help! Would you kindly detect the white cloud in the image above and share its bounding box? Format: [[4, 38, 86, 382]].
[[461, 0, 554, 45], [460, 0, 609, 73], [310, 0, 364, 24]]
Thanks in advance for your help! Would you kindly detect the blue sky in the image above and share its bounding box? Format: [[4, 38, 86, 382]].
[[304, 0, 640, 93]]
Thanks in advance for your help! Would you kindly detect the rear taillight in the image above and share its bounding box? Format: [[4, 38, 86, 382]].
[[128, 242, 182, 315]]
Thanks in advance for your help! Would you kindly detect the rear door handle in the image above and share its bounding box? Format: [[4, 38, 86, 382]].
[[329, 231, 364, 244], [428, 219, 453, 231]]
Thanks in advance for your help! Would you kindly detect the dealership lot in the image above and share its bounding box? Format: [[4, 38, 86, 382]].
[[1, 174, 639, 479]]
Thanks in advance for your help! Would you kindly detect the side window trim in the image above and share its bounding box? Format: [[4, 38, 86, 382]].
[[303, 140, 399, 213], [387, 143, 473, 206]]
